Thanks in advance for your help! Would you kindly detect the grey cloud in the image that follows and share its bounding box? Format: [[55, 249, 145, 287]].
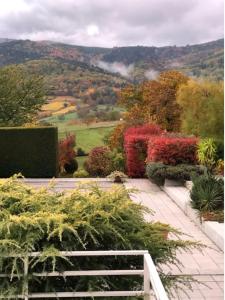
[[0, 0, 223, 47]]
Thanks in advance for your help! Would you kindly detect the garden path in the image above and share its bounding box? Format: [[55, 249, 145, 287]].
[[125, 179, 224, 300]]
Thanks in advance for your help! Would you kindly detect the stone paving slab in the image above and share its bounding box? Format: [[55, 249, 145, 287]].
[[125, 179, 224, 300]]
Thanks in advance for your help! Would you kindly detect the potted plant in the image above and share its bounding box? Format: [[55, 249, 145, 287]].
[[107, 171, 128, 183]]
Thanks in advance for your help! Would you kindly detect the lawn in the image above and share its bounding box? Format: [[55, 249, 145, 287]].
[[76, 156, 87, 170], [42, 112, 119, 153]]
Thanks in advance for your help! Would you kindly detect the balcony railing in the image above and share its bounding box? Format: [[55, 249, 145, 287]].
[[0, 250, 169, 300]]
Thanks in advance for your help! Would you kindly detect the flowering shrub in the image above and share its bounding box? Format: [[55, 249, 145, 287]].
[[124, 124, 163, 177], [58, 134, 77, 173], [147, 137, 198, 165], [84, 146, 113, 177]]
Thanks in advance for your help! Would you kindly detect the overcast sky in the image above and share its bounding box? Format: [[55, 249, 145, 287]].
[[0, 0, 223, 47]]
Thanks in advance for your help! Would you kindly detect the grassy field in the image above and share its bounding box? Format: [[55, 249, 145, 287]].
[[76, 156, 87, 170], [43, 111, 119, 152]]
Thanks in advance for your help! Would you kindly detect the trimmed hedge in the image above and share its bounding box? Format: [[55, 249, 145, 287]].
[[0, 127, 58, 178], [124, 124, 163, 177], [147, 137, 198, 165]]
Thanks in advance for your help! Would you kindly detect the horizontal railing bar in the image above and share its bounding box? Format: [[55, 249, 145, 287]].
[[29, 291, 145, 298], [30, 250, 148, 257], [2, 250, 148, 258], [33, 269, 144, 277], [0, 270, 144, 278], [144, 253, 169, 300], [0, 291, 145, 299]]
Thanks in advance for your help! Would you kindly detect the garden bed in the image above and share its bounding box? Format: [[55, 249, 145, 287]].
[[163, 184, 224, 251]]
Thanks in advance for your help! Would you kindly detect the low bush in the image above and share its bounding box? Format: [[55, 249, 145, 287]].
[[0, 176, 204, 296], [73, 169, 89, 178], [84, 146, 113, 177], [58, 134, 76, 174], [197, 138, 217, 172], [190, 174, 224, 212], [64, 159, 78, 174], [109, 149, 125, 172], [147, 137, 198, 165], [214, 139, 224, 160], [146, 163, 204, 185], [146, 162, 167, 185]]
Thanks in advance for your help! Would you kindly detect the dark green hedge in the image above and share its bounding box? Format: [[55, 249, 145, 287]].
[[0, 127, 58, 178]]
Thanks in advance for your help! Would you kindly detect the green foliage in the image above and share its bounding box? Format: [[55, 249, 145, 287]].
[[0, 65, 46, 126], [177, 80, 224, 140], [108, 149, 126, 172], [73, 169, 89, 178], [146, 163, 204, 185], [197, 138, 217, 172], [190, 174, 224, 212], [0, 127, 58, 178], [146, 162, 167, 185], [214, 139, 224, 160], [64, 159, 78, 174], [0, 176, 204, 296]]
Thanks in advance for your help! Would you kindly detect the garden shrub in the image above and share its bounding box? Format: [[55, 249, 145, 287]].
[[0, 127, 58, 178], [0, 176, 204, 297], [214, 139, 224, 160], [147, 137, 198, 165], [146, 162, 167, 185], [190, 174, 224, 212], [73, 169, 89, 178], [124, 124, 163, 177], [84, 146, 113, 177], [146, 163, 204, 185], [64, 159, 78, 174], [58, 134, 77, 174], [197, 138, 217, 172], [109, 149, 126, 172]]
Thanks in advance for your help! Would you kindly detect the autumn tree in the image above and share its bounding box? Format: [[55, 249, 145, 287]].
[[118, 70, 189, 131], [0, 65, 46, 126], [177, 79, 224, 140]]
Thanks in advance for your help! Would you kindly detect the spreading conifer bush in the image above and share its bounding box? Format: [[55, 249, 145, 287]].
[[0, 176, 203, 297]]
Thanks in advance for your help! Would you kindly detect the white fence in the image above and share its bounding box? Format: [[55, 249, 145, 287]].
[[0, 250, 169, 300]]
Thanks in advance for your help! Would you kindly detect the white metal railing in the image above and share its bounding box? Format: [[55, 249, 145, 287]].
[[0, 250, 168, 300]]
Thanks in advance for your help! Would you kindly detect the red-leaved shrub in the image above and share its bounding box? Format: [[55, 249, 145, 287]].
[[147, 137, 198, 165], [84, 146, 113, 177], [58, 134, 77, 173], [124, 124, 163, 137], [124, 124, 163, 177]]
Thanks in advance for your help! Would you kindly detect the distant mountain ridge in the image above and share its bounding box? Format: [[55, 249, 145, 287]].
[[0, 38, 223, 102]]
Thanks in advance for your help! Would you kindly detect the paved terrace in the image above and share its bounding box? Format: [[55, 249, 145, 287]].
[[23, 178, 224, 300], [125, 179, 224, 300]]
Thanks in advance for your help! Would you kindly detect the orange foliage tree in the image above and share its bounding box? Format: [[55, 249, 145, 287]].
[[118, 70, 189, 131]]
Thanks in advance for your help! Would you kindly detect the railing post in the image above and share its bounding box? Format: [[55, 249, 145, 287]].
[[24, 255, 29, 300], [144, 254, 151, 300]]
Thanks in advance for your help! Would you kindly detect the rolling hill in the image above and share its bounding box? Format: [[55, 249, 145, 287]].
[[0, 38, 223, 104]]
